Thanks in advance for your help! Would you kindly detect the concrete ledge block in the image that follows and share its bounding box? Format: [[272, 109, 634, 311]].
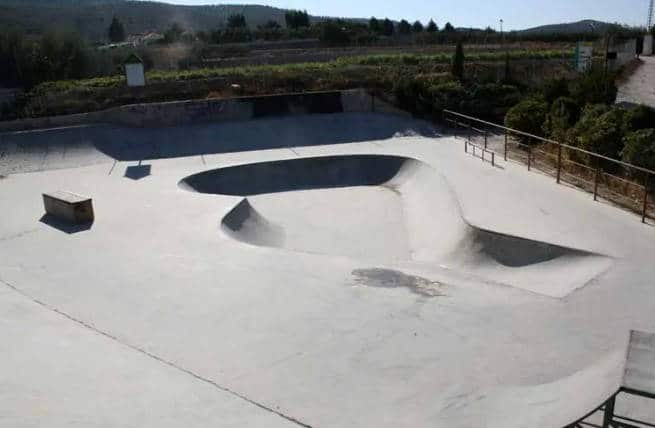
[[43, 191, 94, 224]]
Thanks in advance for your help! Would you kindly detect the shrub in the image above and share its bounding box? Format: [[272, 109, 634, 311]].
[[463, 83, 521, 120], [621, 129, 655, 171], [504, 98, 549, 144], [570, 68, 618, 105], [622, 105, 655, 134], [540, 77, 570, 104], [430, 81, 467, 114], [572, 105, 625, 161], [545, 96, 580, 141]]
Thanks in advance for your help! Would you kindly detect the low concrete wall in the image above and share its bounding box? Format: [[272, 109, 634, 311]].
[[0, 89, 401, 133]]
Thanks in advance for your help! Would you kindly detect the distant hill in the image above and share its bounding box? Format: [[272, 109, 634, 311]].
[[0, 0, 316, 41], [517, 19, 615, 35]]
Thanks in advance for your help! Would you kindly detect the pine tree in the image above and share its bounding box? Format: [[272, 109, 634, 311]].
[[108, 16, 125, 43], [452, 41, 465, 81]]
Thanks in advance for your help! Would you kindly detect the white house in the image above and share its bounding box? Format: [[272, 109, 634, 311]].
[[124, 53, 145, 87]]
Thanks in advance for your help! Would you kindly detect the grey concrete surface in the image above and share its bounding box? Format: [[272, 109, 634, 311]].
[[1, 112, 655, 427]]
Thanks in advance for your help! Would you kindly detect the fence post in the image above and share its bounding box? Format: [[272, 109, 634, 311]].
[[556, 143, 563, 184], [527, 143, 532, 171], [593, 164, 601, 201], [465, 140, 468, 153], [484, 131, 488, 149], [492, 152, 495, 167], [643, 174, 650, 223], [504, 129, 508, 161]]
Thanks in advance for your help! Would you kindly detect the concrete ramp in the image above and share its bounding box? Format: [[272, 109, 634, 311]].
[[436, 350, 627, 427], [182, 155, 611, 297]]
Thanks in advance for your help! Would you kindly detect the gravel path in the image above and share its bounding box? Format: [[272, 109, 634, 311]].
[[616, 56, 655, 108]]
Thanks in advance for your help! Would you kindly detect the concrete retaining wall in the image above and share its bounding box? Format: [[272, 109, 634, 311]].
[[0, 89, 406, 133], [609, 39, 637, 71], [644, 35, 653, 57]]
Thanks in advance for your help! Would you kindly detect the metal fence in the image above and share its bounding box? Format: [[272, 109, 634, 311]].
[[442, 109, 655, 224]]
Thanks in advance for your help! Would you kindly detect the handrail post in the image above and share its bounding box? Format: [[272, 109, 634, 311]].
[[504, 129, 508, 161], [593, 164, 601, 201], [556, 143, 563, 184], [643, 174, 650, 223], [484, 131, 488, 149], [527, 142, 532, 171]]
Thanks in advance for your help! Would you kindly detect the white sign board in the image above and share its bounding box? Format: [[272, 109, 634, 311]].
[[575, 42, 593, 72], [126, 63, 145, 87]]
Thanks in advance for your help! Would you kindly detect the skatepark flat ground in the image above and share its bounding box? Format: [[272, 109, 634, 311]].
[[1, 113, 655, 427]]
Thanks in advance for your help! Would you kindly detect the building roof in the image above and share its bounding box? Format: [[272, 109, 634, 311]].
[[124, 53, 143, 65]]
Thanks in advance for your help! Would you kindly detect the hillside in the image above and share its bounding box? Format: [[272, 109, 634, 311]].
[[0, 0, 301, 41], [518, 19, 614, 35]]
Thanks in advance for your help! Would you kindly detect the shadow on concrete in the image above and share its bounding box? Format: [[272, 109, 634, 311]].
[[180, 155, 407, 196], [39, 214, 93, 234], [124, 164, 151, 180]]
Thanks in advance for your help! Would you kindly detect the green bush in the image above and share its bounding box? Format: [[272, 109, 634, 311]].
[[622, 105, 655, 134], [572, 105, 624, 161], [540, 77, 570, 104], [570, 68, 618, 105], [621, 129, 655, 171], [545, 96, 580, 141], [463, 83, 521, 120], [504, 98, 549, 144]]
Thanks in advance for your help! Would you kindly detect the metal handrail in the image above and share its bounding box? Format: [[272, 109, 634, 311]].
[[443, 109, 655, 176], [442, 109, 654, 223]]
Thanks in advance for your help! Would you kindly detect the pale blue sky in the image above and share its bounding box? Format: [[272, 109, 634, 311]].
[[154, 0, 650, 30]]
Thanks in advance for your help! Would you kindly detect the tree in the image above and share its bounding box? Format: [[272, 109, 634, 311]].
[[163, 23, 184, 44], [412, 21, 424, 33], [398, 20, 411, 35], [504, 98, 549, 144], [444, 22, 455, 32], [381, 18, 394, 36], [285, 10, 309, 29], [621, 129, 655, 170], [426, 20, 438, 32], [108, 16, 126, 43], [452, 41, 465, 81], [369, 17, 380, 33], [319, 21, 350, 46], [502, 52, 512, 84], [227, 13, 247, 29]]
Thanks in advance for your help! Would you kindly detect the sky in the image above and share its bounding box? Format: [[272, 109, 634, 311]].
[[152, 0, 650, 30]]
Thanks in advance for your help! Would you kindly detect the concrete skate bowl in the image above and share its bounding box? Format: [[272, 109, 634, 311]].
[[180, 155, 612, 297]]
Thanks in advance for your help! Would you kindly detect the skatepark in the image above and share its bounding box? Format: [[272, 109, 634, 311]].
[[1, 92, 655, 427]]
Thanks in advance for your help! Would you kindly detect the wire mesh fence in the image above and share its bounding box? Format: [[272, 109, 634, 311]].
[[442, 109, 654, 223]]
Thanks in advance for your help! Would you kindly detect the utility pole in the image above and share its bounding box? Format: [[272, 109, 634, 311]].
[[649, 0, 654, 29]]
